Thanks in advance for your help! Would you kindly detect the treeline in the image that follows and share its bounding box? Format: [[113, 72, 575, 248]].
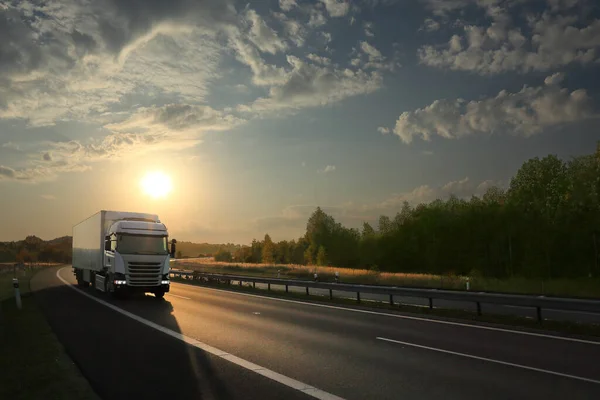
[[225, 144, 600, 279], [0, 236, 72, 264], [176, 241, 241, 258]]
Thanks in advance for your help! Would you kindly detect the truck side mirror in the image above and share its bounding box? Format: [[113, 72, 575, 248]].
[[104, 237, 111, 252], [170, 239, 177, 258]]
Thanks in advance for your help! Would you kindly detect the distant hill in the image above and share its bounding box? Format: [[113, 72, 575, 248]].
[[176, 241, 241, 258], [0, 236, 239, 262], [0, 236, 72, 263]]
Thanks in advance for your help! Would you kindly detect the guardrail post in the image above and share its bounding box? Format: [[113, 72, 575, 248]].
[[476, 302, 482, 316], [268, 283, 271, 291], [253, 282, 255, 289], [13, 279, 22, 310], [329, 289, 333, 300], [239, 280, 242, 286], [306, 287, 309, 296], [357, 292, 361, 303], [285, 285, 288, 293], [428, 298, 433, 309], [389, 294, 393, 306], [537, 307, 542, 322]]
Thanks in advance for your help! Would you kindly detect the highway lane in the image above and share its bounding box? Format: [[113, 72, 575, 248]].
[[35, 266, 600, 400]]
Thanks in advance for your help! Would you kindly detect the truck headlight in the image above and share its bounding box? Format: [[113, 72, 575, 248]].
[[161, 280, 170, 285]]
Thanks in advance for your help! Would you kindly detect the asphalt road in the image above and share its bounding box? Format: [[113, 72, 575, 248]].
[[32, 266, 600, 400], [224, 280, 600, 324]]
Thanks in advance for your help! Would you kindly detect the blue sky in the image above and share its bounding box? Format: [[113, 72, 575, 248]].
[[1, 0, 599, 243]]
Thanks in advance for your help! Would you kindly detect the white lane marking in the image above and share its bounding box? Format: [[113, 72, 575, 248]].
[[166, 293, 191, 300], [376, 337, 600, 385], [56, 269, 344, 400], [171, 281, 600, 346]]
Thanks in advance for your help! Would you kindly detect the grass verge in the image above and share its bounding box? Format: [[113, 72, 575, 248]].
[[0, 271, 99, 400], [170, 276, 600, 339], [172, 260, 600, 299]]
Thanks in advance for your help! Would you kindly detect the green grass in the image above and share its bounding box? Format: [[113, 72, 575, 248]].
[[0, 269, 34, 301], [170, 275, 600, 339], [0, 269, 99, 400], [172, 260, 600, 299]]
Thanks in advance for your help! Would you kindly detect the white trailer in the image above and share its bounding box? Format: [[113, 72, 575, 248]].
[[72, 210, 176, 298]]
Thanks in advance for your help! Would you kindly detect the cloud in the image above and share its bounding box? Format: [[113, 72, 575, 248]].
[[377, 127, 390, 134], [306, 54, 332, 65], [2, 142, 20, 150], [390, 76, 596, 144], [238, 56, 382, 114], [422, 18, 441, 32], [0, 166, 17, 180], [308, 8, 327, 28], [229, 37, 290, 86], [377, 177, 506, 209], [358, 41, 399, 71], [40, 194, 56, 200], [272, 12, 307, 47], [245, 9, 288, 54], [279, 0, 298, 12], [418, 4, 600, 74], [318, 165, 336, 173], [544, 72, 565, 86], [364, 22, 375, 37], [320, 0, 351, 17], [42, 152, 53, 162]]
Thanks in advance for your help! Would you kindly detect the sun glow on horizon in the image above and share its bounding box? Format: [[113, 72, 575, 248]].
[[140, 171, 173, 199]]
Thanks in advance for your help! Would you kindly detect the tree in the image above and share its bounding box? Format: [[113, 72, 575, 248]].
[[316, 246, 327, 266], [214, 249, 233, 262], [262, 234, 275, 264]]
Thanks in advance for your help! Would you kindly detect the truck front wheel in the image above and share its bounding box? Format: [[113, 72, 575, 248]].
[[154, 290, 165, 299]]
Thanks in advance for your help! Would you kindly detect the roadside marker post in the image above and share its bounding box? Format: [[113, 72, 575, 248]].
[[13, 278, 22, 310]]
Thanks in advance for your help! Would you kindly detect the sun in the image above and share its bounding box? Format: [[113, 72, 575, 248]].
[[140, 171, 172, 199]]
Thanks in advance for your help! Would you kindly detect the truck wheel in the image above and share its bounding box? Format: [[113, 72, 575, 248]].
[[154, 291, 165, 299]]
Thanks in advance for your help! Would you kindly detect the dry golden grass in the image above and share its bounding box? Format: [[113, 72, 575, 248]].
[[172, 257, 600, 298]]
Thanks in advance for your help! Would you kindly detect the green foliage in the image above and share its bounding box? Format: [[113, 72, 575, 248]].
[[240, 143, 600, 280], [214, 249, 233, 262], [0, 236, 71, 263], [316, 246, 327, 266]]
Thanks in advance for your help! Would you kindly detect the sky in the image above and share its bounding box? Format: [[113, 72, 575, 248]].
[[1, 0, 600, 244]]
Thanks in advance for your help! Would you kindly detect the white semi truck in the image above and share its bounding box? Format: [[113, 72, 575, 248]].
[[72, 210, 176, 298]]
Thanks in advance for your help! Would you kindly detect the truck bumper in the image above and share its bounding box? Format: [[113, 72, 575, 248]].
[[115, 284, 170, 293]]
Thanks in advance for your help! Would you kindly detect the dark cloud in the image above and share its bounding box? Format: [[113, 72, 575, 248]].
[[0, 166, 17, 179]]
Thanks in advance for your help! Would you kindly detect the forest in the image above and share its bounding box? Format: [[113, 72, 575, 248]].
[[0, 235, 72, 264], [225, 144, 600, 279]]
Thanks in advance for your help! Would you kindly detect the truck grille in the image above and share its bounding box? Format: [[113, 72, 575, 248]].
[[126, 261, 162, 286]]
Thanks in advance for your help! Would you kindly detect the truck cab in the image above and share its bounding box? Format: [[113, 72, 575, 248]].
[[103, 220, 173, 297]]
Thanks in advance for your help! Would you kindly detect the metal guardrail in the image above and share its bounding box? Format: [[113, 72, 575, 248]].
[[169, 269, 600, 321]]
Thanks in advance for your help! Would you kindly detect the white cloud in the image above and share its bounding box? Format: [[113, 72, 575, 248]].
[[239, 56, 382, 114], [377, 126, 390, 134], [306, 53, 332, 65], [358, 41, 399, 71], [320, 0, 351, 17], [279, 0, 298, 12], [422, 18, 441, 32], [273, 12, 307, 47], [544, 72, 565, 85], [391, 76, 596, 143], [418, 7, 600, 74], [377, 177, 505, 208], [319, 165, 336, 173], [229, 37, 289, 86], [2, 142, 20, 150], [364, 22, 375, 37], [308, 9, 327, 28], [245, 9, 288, 54]]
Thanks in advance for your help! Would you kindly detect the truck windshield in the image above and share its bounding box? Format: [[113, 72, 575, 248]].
[[117, 235, 168, 255]]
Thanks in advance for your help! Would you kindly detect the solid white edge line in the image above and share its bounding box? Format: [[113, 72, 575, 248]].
[[56, 268, 345, 400], [166, 293, 191, 300], [171, 281, 600, 346], [376, 337, 600, 385]]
